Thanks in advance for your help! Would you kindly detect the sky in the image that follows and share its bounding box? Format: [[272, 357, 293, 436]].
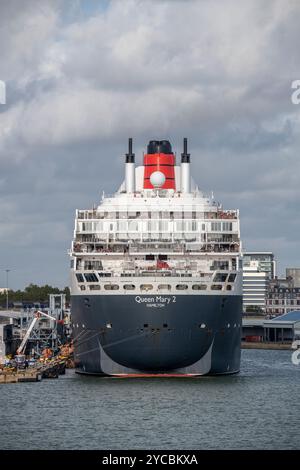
[[0, 0, 300, 289]]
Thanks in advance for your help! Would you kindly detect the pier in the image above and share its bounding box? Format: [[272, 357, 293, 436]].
[[0, 342, 73, 384], [0, 369, 42, 383], [0, 355, 69, 383]]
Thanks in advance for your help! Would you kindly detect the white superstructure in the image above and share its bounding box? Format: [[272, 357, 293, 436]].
[[70, 139, 242, 298]]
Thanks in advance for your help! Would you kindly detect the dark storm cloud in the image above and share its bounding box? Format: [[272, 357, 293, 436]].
[[0, 0, 300, 288]]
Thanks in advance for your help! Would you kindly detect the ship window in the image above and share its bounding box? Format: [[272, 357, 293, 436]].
[[211, 222, 222, 231], [76, 273, 85, 283], [140, 284, 153, 291], [211, 260, 229, 270], [228, 273, 236, 282], [104, 284, 120, 290], [84, 273, 98, 282], [211, 284, 223, 290], [158, 284, 171, 290], [84, 261, 103, 270], [80, 285, 86, 291], [226, 285, 232, 291], [124, 284, 135, 290], [143, 324, 149, 328], [146, 254, 155, 260], [163, 323, 168, 328], [222, 222, 232, 231], [89, 285, 100, 290], [192, 284, 207, 290], [176, 284, 188, 290], [213, 273, 228, 282]]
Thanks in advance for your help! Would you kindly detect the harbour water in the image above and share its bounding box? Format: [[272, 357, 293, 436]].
[[1, 349, 299, 450]]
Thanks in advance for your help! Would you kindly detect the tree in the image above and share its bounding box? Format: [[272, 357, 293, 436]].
[[0, 284, 70, 307]]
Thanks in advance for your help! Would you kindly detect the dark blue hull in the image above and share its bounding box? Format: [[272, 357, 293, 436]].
[[71, 294, 242, 376]]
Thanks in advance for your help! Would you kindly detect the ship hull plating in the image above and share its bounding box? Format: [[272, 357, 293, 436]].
[[71, 294, 242, 376]]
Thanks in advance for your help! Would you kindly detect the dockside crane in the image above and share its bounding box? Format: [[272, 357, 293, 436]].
[[16, 310, 56, 355]]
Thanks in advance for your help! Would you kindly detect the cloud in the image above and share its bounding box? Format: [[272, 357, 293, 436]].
[[0, 1, 60, 83], [0, 0, 300, 287]]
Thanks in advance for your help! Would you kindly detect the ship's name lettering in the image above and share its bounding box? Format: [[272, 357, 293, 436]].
[[135, 296, 176, 304]]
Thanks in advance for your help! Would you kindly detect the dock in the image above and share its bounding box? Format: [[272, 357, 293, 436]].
[[0, 369, 42, 383], [0, 355, 70, 384], [241, 341, 292, 350]]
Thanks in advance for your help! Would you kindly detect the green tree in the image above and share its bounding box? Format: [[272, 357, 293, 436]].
[[0, 284, 70, 307]]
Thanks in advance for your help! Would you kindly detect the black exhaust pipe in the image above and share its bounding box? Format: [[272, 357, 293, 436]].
[[181, 137, 190, 163], [126, 137, 135, 163]]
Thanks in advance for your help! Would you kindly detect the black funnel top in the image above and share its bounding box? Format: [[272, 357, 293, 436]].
[[125, 138, 135, 163], [147, 140, 173, 154], [181, 137, 190, 163]]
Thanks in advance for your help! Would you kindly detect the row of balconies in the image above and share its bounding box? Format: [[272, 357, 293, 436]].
[[76, 209, 238, 221], [72, 240, 240, 253]]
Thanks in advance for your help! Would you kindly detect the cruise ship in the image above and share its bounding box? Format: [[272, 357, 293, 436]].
[[70, 138, 242, 376]]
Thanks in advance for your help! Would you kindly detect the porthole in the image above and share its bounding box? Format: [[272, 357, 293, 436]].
[[124, 284, 135, 290], [226, 285, 232, 291], [176, 284, 188, 290], [192, 284, 207, 290], [158, 284, 171, 290], [104, 284, 119, 290], [211, 284, 222, 290], [140, 284, 153, 291]]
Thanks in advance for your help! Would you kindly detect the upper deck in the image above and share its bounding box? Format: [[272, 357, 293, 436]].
[[71, 188, 240, 256], [70, 139, 242, 295]]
